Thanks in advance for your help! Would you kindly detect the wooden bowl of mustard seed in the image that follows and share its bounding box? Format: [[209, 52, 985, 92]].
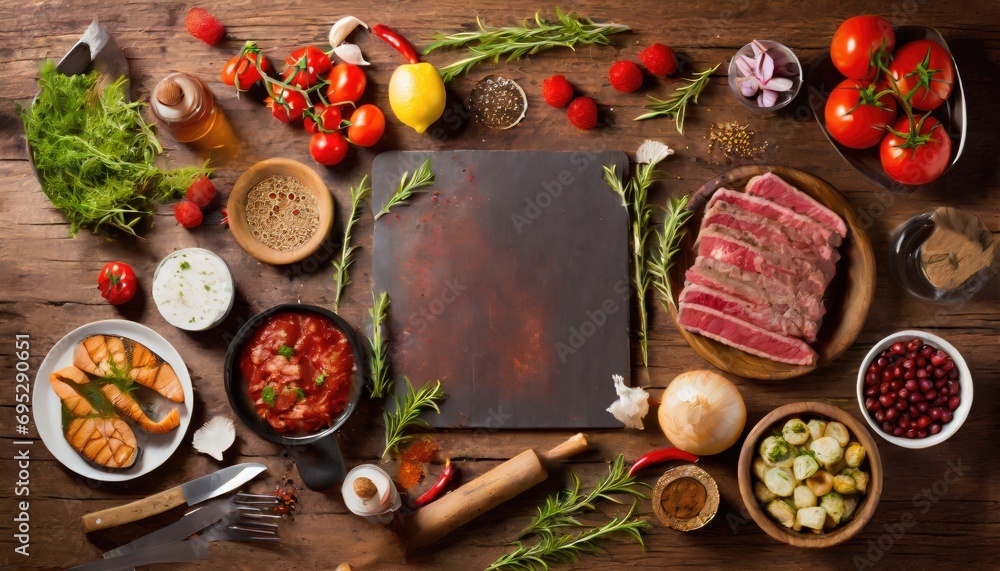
[[227, 158, 334, 265]]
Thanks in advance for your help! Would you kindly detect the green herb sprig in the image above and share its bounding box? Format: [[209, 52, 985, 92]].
[[649, 195, 695, 311], [519, 455, 648, 539], [383, 378, 446, 458], [374, 158, 434, 220], [427, 8, 630, 83], [19, 61, 209, 238], [367, 291, 392, 398], [634, 63, 722, 133], [487, 501, 650, 571], [332, 175, 371, 312]]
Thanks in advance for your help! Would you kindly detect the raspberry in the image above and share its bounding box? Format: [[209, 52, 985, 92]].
[[541, 75, 574, 108], [639, 43, 678, 77], [185, 8, 225, 46], [174, 201, 204, 228], [608, 60, 643, 93], [566, 97, 598, 130], [185, 176, 217, 207]]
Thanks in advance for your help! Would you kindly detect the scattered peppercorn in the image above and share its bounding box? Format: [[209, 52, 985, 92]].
[[707, 121, 769, 162]]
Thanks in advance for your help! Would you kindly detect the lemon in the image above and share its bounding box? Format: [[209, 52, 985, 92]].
[[389, 63, 446, 134]]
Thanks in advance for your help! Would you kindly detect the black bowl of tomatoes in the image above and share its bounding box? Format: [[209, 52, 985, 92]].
[[806, 18, 966, 191]]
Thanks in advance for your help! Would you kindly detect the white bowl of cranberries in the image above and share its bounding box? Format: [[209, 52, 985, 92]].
[[857, 330, 972, 448]]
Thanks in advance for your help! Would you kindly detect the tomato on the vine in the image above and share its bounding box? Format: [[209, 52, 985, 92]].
[[889, 40, 954, 111], [347, 104, 385, 147], [229, 52, 273, 91], [303, 103, 344, 134], [310, 131, 350, 166], [879, 115, 951, 186], [221, 56, 239, 86], [283, 46, 332, 89], [825, 79, 897, 149], [830, 15, 895, 80], [98, 262, 138, 305], [327, 63, 367, 104], [268, 87, 308, 123]]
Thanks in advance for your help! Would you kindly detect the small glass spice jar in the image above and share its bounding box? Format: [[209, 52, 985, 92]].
[[150, 72, 217, 143], [342, 464, 402, 525]]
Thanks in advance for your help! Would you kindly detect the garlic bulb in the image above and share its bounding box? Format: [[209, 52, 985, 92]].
[[192, 416, 235, 461], [658, 370, 746, 455], [606, 374, 650, 429]]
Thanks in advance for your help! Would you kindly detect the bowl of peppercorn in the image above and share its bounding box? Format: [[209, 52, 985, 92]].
[[857, 330, 972, 449]]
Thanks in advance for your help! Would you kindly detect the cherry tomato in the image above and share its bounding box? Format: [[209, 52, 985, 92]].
[[268, 87, 308, 123], [221, 56, 239, 86], [830, 16, 895, 80], [889, 40, 954, 111], [303, 103, 343, 134], [824, 79, 897, 149], [347, 104, 385, 147], [234, 52, 273, 91], [310, 131, 350, 165], [283, 46, 332, 89], [880, 115, 951, 186], [327, 63, 367, 104], [98, 262, 138, 305]]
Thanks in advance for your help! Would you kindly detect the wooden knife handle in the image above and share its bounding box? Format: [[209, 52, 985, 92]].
[[82, 486, 186, 533], [540, 433, 589, 462]]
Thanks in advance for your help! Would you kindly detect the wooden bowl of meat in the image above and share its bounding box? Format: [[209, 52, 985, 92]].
[[667, 165, 875, 380], [738, 401, 883, 548]]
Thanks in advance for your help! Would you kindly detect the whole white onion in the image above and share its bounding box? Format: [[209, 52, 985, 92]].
[[658, 370, 747, 455]]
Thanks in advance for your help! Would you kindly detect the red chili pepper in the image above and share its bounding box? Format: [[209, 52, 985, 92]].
[[412, 459, 455, 507], [371, 24, 420, 64], [628, 447, 699, 477]]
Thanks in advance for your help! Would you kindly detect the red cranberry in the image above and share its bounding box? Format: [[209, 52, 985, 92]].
[[925, 389, 937, 400], [865, 397, 878, 411], [948, 368, 959, 379], [916, 369, 929, 379], [891, 380, 903, 391], [939, 387, 949, 397], [885, 407, 898, 421], [897, 415, 909, 428], [946, 380, 960, 395], [882, 421, 894, 432], [948, 396, 961, 411], [876, 409, 887, 422], [928, 407, 943, 420], [916, 415, 932, 428], [865, 373, 878, 385], [941, 410, 953, 424], [895, 399, 909, 411], [893, 427, 906, 437], [935, 378, 948, 389], [905, 379, 918, 391], [942, 360, 955, 372], [909, 392, 924, 403], [882, 368, 894, 382], [880, 382, 891, 395], [865, 385, 878, 397], [908, 405, 920, 418], [931, 351, 947, 366], [917, 356, 927, 367], [906, 429, 918, 439], [894, 366, 903, 379], [890, 342, 905, 354], [929, 423, 942, 435], [898, 388, 910, 399], [917, 429, 928, 438], [920, 346, 933, 358], [879, 394, 896, 407], [917, 402, 930, 413], [877, 356, 889, 368]]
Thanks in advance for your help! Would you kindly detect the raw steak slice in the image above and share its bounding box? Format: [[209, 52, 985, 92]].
[[677, 303, 819, 366], [702, 223, 836, 285], [709, 188, 842, 248], [679, 284, 819, 341], [745, 173, 848, 238], [697, 230, 828, 294]]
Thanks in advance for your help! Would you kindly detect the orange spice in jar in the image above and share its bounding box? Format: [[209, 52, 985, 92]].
[[150, 72, 217, 143]]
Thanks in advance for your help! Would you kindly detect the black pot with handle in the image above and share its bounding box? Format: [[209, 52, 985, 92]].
[[224, 303, 364, 492]]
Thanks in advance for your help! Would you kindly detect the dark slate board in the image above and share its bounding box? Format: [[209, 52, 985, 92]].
[[372, 151, 630, 429]]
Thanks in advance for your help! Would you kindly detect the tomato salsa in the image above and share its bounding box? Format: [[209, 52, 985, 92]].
[[240, 312, 356, 433]]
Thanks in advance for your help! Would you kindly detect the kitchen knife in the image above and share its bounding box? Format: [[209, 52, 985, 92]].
[[72, 536, 208, 571], [82, 463, 266, 532], [99, 495, 236, 559]]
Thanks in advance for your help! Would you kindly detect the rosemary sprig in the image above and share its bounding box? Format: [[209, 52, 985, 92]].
[[374, 158, 434, 220], [634, 62, 722, 133], [426, 8, 630, 83], [519, 455, 649, 539], [383, 378, 446, 458], [367, 291, 391, 398], [649, 195, 695, 312], [487, 501, 650, 571], [332, 175, 371, 312]]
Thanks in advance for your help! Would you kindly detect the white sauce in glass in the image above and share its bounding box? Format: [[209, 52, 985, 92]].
[[153, 248, 234, 331]]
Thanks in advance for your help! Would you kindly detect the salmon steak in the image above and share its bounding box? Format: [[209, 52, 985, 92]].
[[73, 335, 185, 402]]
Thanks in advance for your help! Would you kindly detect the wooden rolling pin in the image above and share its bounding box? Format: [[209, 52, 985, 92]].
[[402, 433, 589, 549]]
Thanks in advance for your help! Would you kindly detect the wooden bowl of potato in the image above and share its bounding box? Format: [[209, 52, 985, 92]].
[[737, 401, 883, 548]]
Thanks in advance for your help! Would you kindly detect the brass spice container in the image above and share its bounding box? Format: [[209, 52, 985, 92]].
[[652, 464, 720, 531]]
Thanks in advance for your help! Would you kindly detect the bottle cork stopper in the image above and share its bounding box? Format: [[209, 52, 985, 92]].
[[353, 477, 377, 500], [156, 79, 184, 106]]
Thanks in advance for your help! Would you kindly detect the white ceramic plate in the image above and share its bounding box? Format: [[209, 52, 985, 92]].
[[33, 320, 193, 481]]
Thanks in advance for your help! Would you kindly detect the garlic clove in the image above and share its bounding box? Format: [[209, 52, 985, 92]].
[[329, 16, 368, 49], [332, 43, 371, 66], [192, 416, 236, 461], [606, 374, 650, 430]]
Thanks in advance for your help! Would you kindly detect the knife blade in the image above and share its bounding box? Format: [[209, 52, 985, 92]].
[[81, 463, 266, 533], [72, 535, 208, 571], [99, 495, 237, 559]]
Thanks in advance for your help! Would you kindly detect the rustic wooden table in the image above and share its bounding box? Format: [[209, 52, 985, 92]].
[[2, 1, 998, 569]]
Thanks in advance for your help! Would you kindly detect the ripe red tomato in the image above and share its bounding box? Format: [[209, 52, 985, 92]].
[[310, 131, 350, 166], [221, 56, 239, 86], [824, 79, 897, 149], [98, 262, 138, 305], [232, 52, 273, 91], [879, 115, 951, 186], [327, 63, 367, 104], [347, 104, 385, 147], [303, 103, 344, 134], [269, 87, 308, 123], [889, 40, 954, 111], [830, 16, 895, 80], [283, 46, 332, 89]]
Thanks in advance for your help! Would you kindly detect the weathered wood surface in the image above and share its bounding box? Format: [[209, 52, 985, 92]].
[[1, 0, 998, 569]]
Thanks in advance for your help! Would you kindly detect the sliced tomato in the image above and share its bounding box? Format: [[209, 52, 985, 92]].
[[879, 115, 951, 186], [830, 16, 895, 80], [825, 79, 897, 149], [889, 40, 954, 111]]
